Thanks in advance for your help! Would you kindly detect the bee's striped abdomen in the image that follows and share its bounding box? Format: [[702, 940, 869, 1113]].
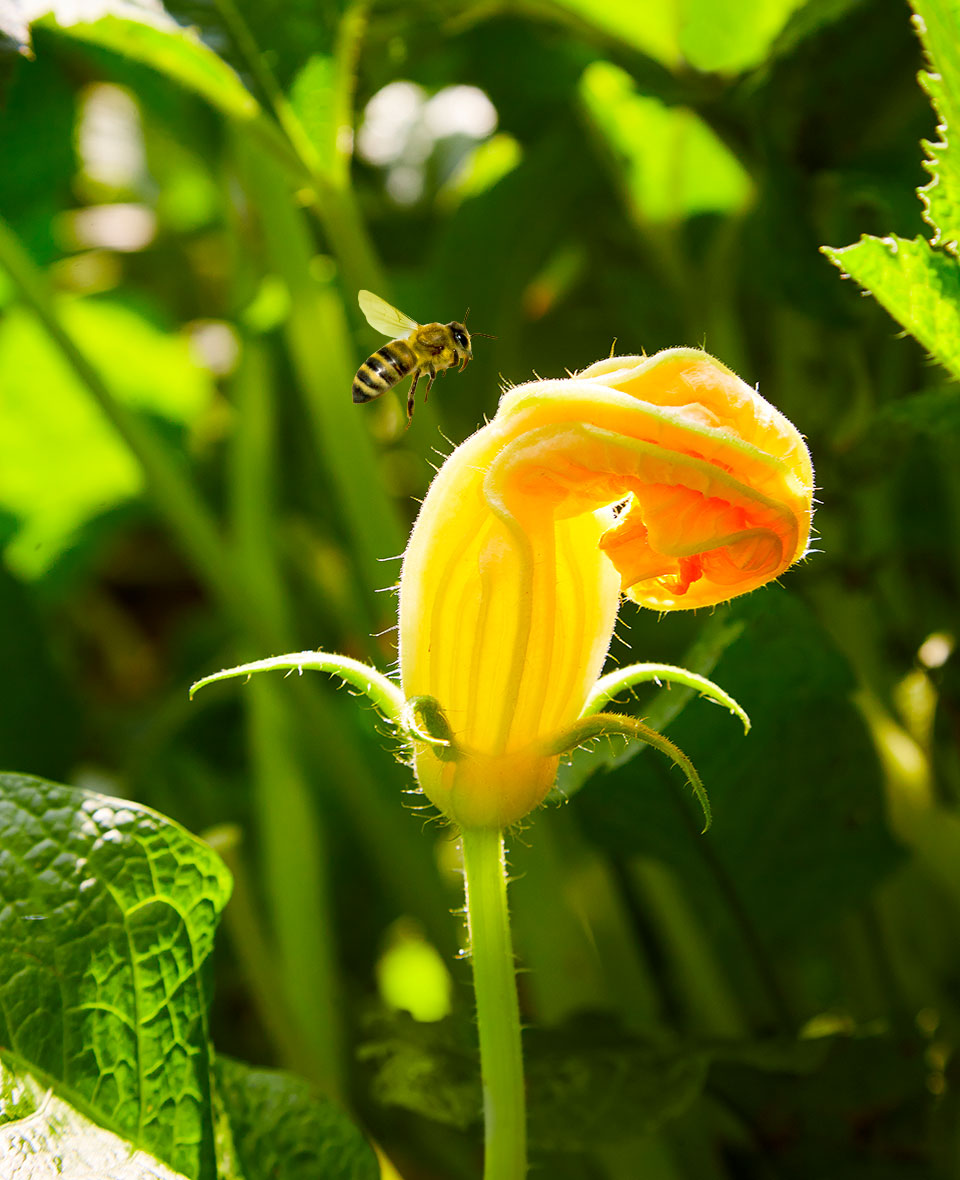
[[352, 341, 417, 403]]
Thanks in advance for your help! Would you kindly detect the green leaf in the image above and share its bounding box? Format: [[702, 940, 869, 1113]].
[[0, 1054, 192, 1179], [524, 1016, 707, 1150], [0, 773, 232, 1179], [767, 0, 869, 62], [821, 0, 960, 378], [539, 0, 681, 67], [538, 0, 807, 72], [30, 3, 259, 121], [822, 235, 960, 383], [678, 0, 807, 74], [359, 1013, 481, 1132], [708, 1030, 931, 1178], [915, 0, 960, 249], [0, 297, 216, 578], [580, 61, 753, 225], [217, 1057, 379, 1180], [873, 384, 960, 435]]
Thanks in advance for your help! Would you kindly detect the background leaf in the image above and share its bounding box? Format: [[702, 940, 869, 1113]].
[[0, 297, 215, 578], [33, 5, 260, 121], [216, 1056, 379, 1180], [576, 591, 903, 1011]]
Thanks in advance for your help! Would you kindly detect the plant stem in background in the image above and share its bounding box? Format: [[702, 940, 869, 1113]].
[[227, 340, 341, 1093], [461, 826, 527, 1180]]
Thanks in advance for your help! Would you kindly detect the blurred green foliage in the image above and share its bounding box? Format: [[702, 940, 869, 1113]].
[[2, 0, 960, 1176]]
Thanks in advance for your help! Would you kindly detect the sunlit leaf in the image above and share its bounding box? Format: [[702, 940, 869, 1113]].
[[822, 234, 960, 382], [29, 2, 259, 120], [580, 61, 753, 224], [437, 133, 523, 210], [0, 773, 232, 1179], [679, 0, 806, 72], [544, 0, 681, 68], [0, 1055, 190, 1179], [538, 0, 810, 72], [822, 0, 960, 379], [290, 53, 340, 173], [915, 0, 960, 249], [0, 296, 215, 577]]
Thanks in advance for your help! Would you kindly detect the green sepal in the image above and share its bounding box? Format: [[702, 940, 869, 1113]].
[[581, 661, 750, 733], [401, 695, 461, 761], [189, 650, 405, 723], [546, 711, 712, 832]]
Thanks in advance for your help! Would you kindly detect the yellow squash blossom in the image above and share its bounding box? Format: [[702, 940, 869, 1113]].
[[399, 348, 814, 830]]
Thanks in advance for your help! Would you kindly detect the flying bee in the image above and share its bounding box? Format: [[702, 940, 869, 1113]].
[[352, 289, 490, 425]]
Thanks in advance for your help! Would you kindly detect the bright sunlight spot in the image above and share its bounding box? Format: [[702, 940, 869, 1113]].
[[918, 632, 954, 669], [61, 204, 157, 252], [76, 83, 145, 190], [376, 921, 452, 1022], [358, 81, 499, 205]]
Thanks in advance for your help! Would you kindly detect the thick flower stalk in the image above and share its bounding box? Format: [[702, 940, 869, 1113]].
[[191, 346, 813, 1180], [400, 348, 813, 830]]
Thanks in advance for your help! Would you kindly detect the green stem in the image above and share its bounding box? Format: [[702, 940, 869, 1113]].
[[213, 0, 384, 296], [461, 827, 527, 1180]]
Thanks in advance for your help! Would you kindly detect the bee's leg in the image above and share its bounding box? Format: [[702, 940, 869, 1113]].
[[424, 367, 438, 403], [406, 372, 422, 426]]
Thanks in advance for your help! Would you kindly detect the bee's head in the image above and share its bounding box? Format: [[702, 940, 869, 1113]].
[[448, 322, 472, 359]]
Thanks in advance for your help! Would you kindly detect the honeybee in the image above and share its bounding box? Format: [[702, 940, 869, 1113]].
[[352, 290, 485, 424]]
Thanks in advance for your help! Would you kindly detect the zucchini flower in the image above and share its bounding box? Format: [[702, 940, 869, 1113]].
[[193, 348, 813, 829], [399, 348, 813, 829]]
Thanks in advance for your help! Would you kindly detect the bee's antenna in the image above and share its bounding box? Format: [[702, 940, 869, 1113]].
[[471, 331, 497, 340], [463, 307, 471, 323]]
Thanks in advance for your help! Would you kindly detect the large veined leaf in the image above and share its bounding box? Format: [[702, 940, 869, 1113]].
[[823, 234, 960, 382], [822, 0, 960, 382], [0, 773, 232, 1179], [0, 1054, 191, 1179]]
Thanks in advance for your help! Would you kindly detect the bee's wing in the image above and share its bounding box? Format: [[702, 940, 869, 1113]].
[[358, 289, 419, 338]]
